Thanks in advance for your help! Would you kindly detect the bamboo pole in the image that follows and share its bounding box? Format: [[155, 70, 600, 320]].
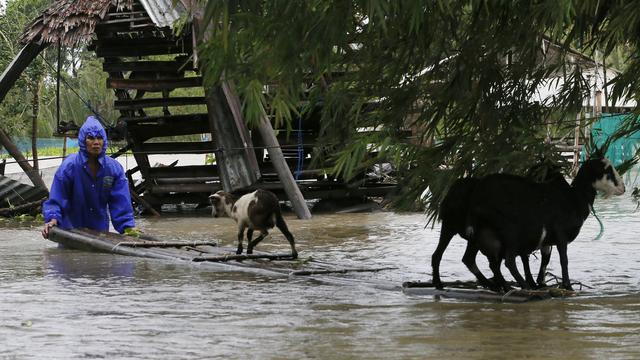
[[114, 240, 217, 248], [290, 267, 398, 276], [192, 253, 296, 262], [256, 105, 312, 219], [0, 128, 46, 189]]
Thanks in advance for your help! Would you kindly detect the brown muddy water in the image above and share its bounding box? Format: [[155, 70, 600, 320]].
[[1, 195, 640, 359]]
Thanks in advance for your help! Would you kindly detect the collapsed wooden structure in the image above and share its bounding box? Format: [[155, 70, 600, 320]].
[[0, 0, 396, 217]]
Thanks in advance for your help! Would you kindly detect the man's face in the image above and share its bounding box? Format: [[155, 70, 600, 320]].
[[85, 135, 103, 157]]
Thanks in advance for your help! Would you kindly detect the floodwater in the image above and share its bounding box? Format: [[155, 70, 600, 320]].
[[1, 195, 640, 359]]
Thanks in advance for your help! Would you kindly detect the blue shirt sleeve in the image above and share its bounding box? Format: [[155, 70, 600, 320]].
[[42, 166, 71, 223], [108, 165, 135, 233]]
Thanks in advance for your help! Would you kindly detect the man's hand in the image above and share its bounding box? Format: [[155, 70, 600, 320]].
[[124, 227, 141, 237], [42, 219, 58, 239]]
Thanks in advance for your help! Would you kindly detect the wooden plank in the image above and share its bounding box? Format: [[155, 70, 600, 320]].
[[114, 96, 206, 110], [93, 37, 188, 49], [107, 76, 202, 91], [121, 113, 209, 124], [128, 124, 209, 140], [95, 22, 157, 34], [140, 192, 214, 206], [400, 282, 573, 303], [98, 17, 153, 26], [205, 85, 260, 191], [138, 141, 216, 155], [148, 165, 218, 178], [96, 42, 191, 57], [107, 11, 148, 18], [155, 177, 219, 184], [103, 60, 194, 73], [149, 183, 220, 194]]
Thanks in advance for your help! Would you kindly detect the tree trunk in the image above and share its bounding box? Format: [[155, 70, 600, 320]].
[[30, 79, 39, 171], [0, 128, 46, 189]]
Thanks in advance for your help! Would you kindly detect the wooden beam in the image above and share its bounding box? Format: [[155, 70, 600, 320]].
[[149, 183, 220, 194], [103, 60, 194, 73], [0, 128, 46, 190], [140, 192, 212, 206], [256, 108, 312, 219], [205, 86, 260, 191], [127, 122, 210, 140], [148, 165, 218, 178], [138, 141, 216, 155], [121, 113, 209, 124], [0, 42, 46, 104], [107, 76, 202, 91], [98, 17, 153, 26], [114, 96, 206, 110], [110, 143, 132, 159], [96, 42, 191, 57], [155, 177, 219, 184]]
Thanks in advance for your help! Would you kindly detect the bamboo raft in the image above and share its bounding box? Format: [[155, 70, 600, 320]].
[[402, 281, 577, 303], [47, 227, 398, 281]]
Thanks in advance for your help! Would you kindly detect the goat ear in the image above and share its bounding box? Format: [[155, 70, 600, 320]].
[[593, 146, 604, 159]]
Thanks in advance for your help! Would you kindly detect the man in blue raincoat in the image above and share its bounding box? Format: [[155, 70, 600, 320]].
[[42, 116, 137, 238]]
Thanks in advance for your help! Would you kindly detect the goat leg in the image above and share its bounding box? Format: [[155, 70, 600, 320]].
[[461, 243, 495, 289], [520, 254, 538, 289], [236, 226, 246, 254], [247, 231, 268, 254], [556, 242, 573, 291], [536, 246, 552, 287], [505, 253, 530, 289], [276, 213, 298, 259], [431, 225, 455, 289], [487, 257, 509, 292]]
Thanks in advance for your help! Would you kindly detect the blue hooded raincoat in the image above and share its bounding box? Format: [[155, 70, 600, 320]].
[[43, 116, 135, 233]]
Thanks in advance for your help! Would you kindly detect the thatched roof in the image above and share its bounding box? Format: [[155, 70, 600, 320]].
[[20, 0, 134, 47]]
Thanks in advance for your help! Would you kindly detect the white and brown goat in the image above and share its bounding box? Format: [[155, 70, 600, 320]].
[[209, 189, 298, 258]]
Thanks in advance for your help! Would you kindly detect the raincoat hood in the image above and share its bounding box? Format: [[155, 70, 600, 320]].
[[78, 116, 108, 157]]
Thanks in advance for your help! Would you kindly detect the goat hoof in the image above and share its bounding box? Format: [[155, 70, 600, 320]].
[[291, 252, 298, 259], [563, 284, 574, 291], [246, 248, 253, 255], [236, 249, 243, 255]]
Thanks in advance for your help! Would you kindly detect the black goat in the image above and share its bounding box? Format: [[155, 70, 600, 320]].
[[432, 157, 623, 291], [467, 157, 624, 291], [432, 165, 565, 290], [209, 189, 298, 258]]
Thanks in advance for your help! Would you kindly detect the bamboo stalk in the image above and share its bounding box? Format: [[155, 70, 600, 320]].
[[114, 241, 217, 248], [192, 253, 295, 262], [290, 267, 397, 276]]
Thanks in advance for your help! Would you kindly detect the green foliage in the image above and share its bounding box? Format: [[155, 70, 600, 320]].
[[199, 0, 605, 222], [0, 0, 50, 136]]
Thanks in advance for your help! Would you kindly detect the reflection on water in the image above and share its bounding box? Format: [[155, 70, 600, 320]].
[[1, 193, 640, 358]]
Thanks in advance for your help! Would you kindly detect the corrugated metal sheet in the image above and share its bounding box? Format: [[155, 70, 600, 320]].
[[139, 0, 186, 28], [0, 176, 48, 213]]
